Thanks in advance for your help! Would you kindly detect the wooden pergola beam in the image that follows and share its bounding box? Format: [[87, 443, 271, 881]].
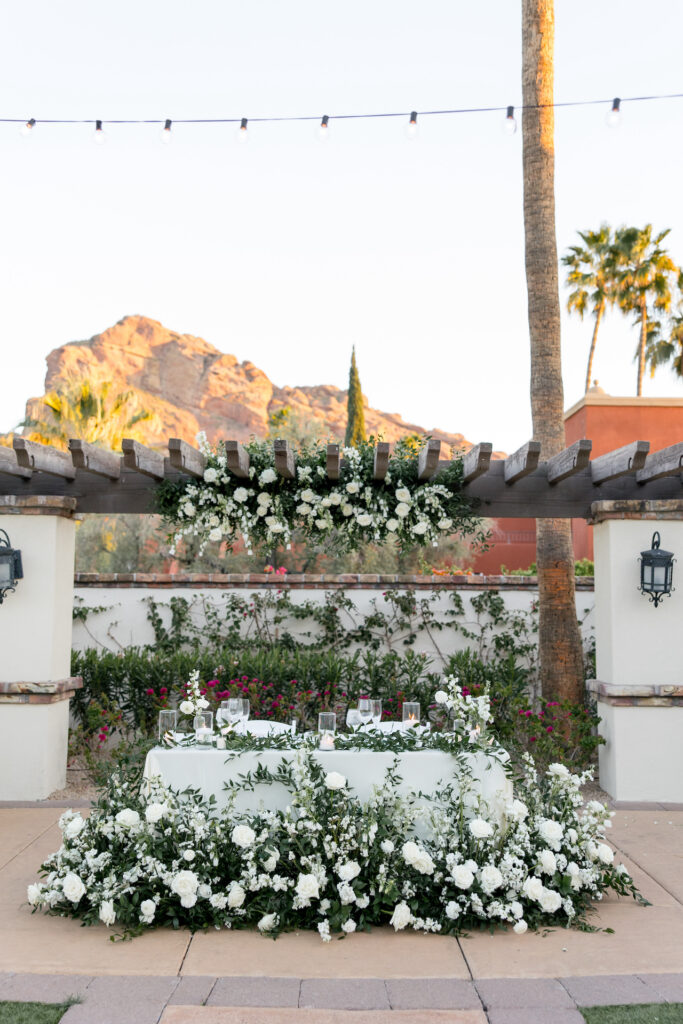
[[273, 439, 296, 479], [636, 442, 683, 484], [13, 437, 76, 479], [0, 445, 32, 479], [69, 440, 121, 480], [417, 439, 441, 481], [546, 439, 592, 484], [224, 441, 250, 478], [326, 444, 341, 481], [121, 439, 166, 480], [591, 440, 650, 484], [168, 438, 206, 479], [461, 443, 493, 484], [504, 441, 541, 484]]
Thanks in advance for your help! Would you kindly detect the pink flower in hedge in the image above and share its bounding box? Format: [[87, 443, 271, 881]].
[[146, 688, 154, 696], [160, 687, 168, 695], [530, 736, 537, 743], [525, 710, 532, 718], [546, 726, 554, 733], [207, 680, 218, 688]]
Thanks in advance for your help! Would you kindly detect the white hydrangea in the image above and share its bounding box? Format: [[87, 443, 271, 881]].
[[296, 874, 320, 901], [445, 901, 460, 919], [538, 850, 557, 875], [478, 865, 504, 894], [259, 468, 277, 485], [258, 913, 278, 932], [380, 840, 395, 855]]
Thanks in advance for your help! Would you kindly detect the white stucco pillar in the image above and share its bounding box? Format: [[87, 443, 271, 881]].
[[0, 496, 82, 800], [589, 499, 683, 803]]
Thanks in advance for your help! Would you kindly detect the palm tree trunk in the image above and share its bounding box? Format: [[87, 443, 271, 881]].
[[584, 300, 604, 393], [522, 0, 584, 704], [637, 302, 647, 396]]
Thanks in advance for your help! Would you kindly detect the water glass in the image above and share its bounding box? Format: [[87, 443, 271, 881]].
[[241, 698, 250, 722], [358, 698, 372, 726], [194, 711, 214, 746], [370, 699, 382, 726], [318, 711, 336, 749], [220, 698, 242, 727], [158, 709, 178, 743], [402, 702, 420, 727]]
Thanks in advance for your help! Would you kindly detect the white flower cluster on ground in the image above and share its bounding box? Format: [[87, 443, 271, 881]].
[[159, 436, 483, 555], [28, 736, 644, 941]]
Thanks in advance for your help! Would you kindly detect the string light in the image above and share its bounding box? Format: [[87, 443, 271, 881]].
[[20, 118, 36, 137], [318, 114, 329, 141], [161, 118, 172, 144], [405, 110, 418, 140], [605, 97, 621, 128], [503, 105, 517, 135], [237, 117, 248, 143], [93, 120, 106, 145]]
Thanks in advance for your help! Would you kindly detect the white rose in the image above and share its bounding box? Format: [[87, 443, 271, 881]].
[[547, 763, 571, 780], [329, 492, 342, 505], [507, 799, 529, 822], [395, 487, 411, 503], [341, 503, 354, 517], [386, 518, 399, 532], [182, 502, 196, 518], [437, 517, 452, 530], [434, 690, 449, 705], [99, 900, 116, 927], [62, 873, 86, 903], [203, 468, 218, 483], [566, 861, 580, 877], [346, 482, 360, 494], [513, 919, 528, 934], [197, 886, 210, 900], [259, 468, 277, 485], [209, 528, 222, 543], [171, 870, 199, 900], [538, 818, 564, 851], [179, 700, 194, 715], [197, 697, 209, 710], [64, 815, 85, 840], [597, 843, 614, 865], [402, 841, 435, 875], [140, 899, 156, 922], [469, 818, 494, 840], [183, 850, 196, 862], [567, 828, 578, 845], [180, 894, 197, 908], [228, 883, 246, 908], [522, 876, 544, 902], [390, 901, 412, 931], [337, 861, 361, 882], [451, 864, 474, 890], [395, 502, 410, 519], [231, 825, 256, 848], [115, 808, 140, 829], [445, 901, 460, 919], [145, 803, 168, 824], [539, 887, 562, 914], [586, 799, 606, 814], [257, 491, 271, 506], [315, 519, 328, 530], [356, 513, 372, 527], [27, 883, 42, 906], [262, 851, 279, 872], [233, 487, 249, 503], [325, 772, 346, 791], [412, 521, 428, 536], [539, 850, 557, 875], [380, 840, 394, 855], [342, 919, 357, 933], [479, 865, 504, 894], [300, 488, 316, 503], [509, 900, 523, 919], [296, 874, 320, 901], [258, 913, 278, 932]]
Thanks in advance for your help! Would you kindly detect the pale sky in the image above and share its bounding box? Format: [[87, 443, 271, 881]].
[[2, 0, 683, 451]]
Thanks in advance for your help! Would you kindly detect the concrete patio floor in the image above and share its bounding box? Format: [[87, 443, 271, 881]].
[[0, 806, 681, 1022]]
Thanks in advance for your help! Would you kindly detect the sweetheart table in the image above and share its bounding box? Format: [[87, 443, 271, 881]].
[[143, 746, 512, 820]]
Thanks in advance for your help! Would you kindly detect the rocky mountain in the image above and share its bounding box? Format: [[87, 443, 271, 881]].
[[26, 315, 474, 450]]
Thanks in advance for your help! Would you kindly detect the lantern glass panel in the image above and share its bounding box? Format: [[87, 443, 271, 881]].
[[653, 565, 667, 588], [0, 558, 11, 583], [642, 563, 653, 588]]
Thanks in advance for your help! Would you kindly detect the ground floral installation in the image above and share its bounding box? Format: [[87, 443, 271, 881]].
[[155, 435, 486, 554], [27, 677, 646, 941]]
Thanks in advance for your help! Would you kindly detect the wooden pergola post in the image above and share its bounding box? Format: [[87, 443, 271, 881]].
[[0, 496, 82, 800]]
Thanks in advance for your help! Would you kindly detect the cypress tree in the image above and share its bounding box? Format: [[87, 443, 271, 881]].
[[344, 347, 366, 447]]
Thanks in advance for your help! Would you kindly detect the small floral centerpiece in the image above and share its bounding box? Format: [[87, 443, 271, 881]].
[[434, 674, 492, 742]]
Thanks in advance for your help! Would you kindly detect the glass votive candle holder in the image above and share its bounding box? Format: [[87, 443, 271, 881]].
[[158, 709, 178, 743], [402, 702, 420, 728], [318, 711, 336, 750], [194, 711, 214, 746]]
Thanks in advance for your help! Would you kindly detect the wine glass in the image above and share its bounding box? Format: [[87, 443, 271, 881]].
[[370, 699, 382, 727], [358, 698, 372, 727], [241, 698, 250, 723]]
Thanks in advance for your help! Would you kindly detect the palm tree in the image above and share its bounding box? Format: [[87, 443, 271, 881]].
[[562, 224, 616, 393], [613, 225, 679, 395], [522, 0, 584, 703], [19, 379, 157, 450]]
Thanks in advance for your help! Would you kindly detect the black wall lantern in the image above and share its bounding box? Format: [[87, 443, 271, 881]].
[[0, 529, 23, 605], [639, 531, 675, 608]]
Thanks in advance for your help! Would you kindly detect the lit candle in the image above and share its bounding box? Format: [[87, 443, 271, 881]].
[[195, 727, 213, 745], [319, 733, 335, 750], [216, 736, 226, 750]]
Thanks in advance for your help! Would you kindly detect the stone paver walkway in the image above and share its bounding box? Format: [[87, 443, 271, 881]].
[[0, 806, 681, 1022]]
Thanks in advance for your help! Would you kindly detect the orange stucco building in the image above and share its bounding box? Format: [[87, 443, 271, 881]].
[[471, 386, 683, 572]]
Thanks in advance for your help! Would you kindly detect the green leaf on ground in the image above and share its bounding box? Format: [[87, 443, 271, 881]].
[[582, 1004, 683, 1024]]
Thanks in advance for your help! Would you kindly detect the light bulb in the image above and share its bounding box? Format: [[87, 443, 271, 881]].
[[405, 110, 418, 140], [237, 117, 248, 143], [20, 118, 36, 137], [94, 120, 106, 145], [318, 114, 329, 141], [161, 118, 172, 144], [605, 97, 621, 128], [503, 105, 517, 135]]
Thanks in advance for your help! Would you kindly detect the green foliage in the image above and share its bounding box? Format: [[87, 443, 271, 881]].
[[500, 559, 594, 577], [344, 346, 366, 447], [0, 1002, 77, 1024], [581, 1007, 683, 1024]]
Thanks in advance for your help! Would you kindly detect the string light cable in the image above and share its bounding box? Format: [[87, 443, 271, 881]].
[[6, 91, 683, 141]]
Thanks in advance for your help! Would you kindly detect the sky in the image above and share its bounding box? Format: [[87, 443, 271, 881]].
[[2, 0, 683, 451]]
